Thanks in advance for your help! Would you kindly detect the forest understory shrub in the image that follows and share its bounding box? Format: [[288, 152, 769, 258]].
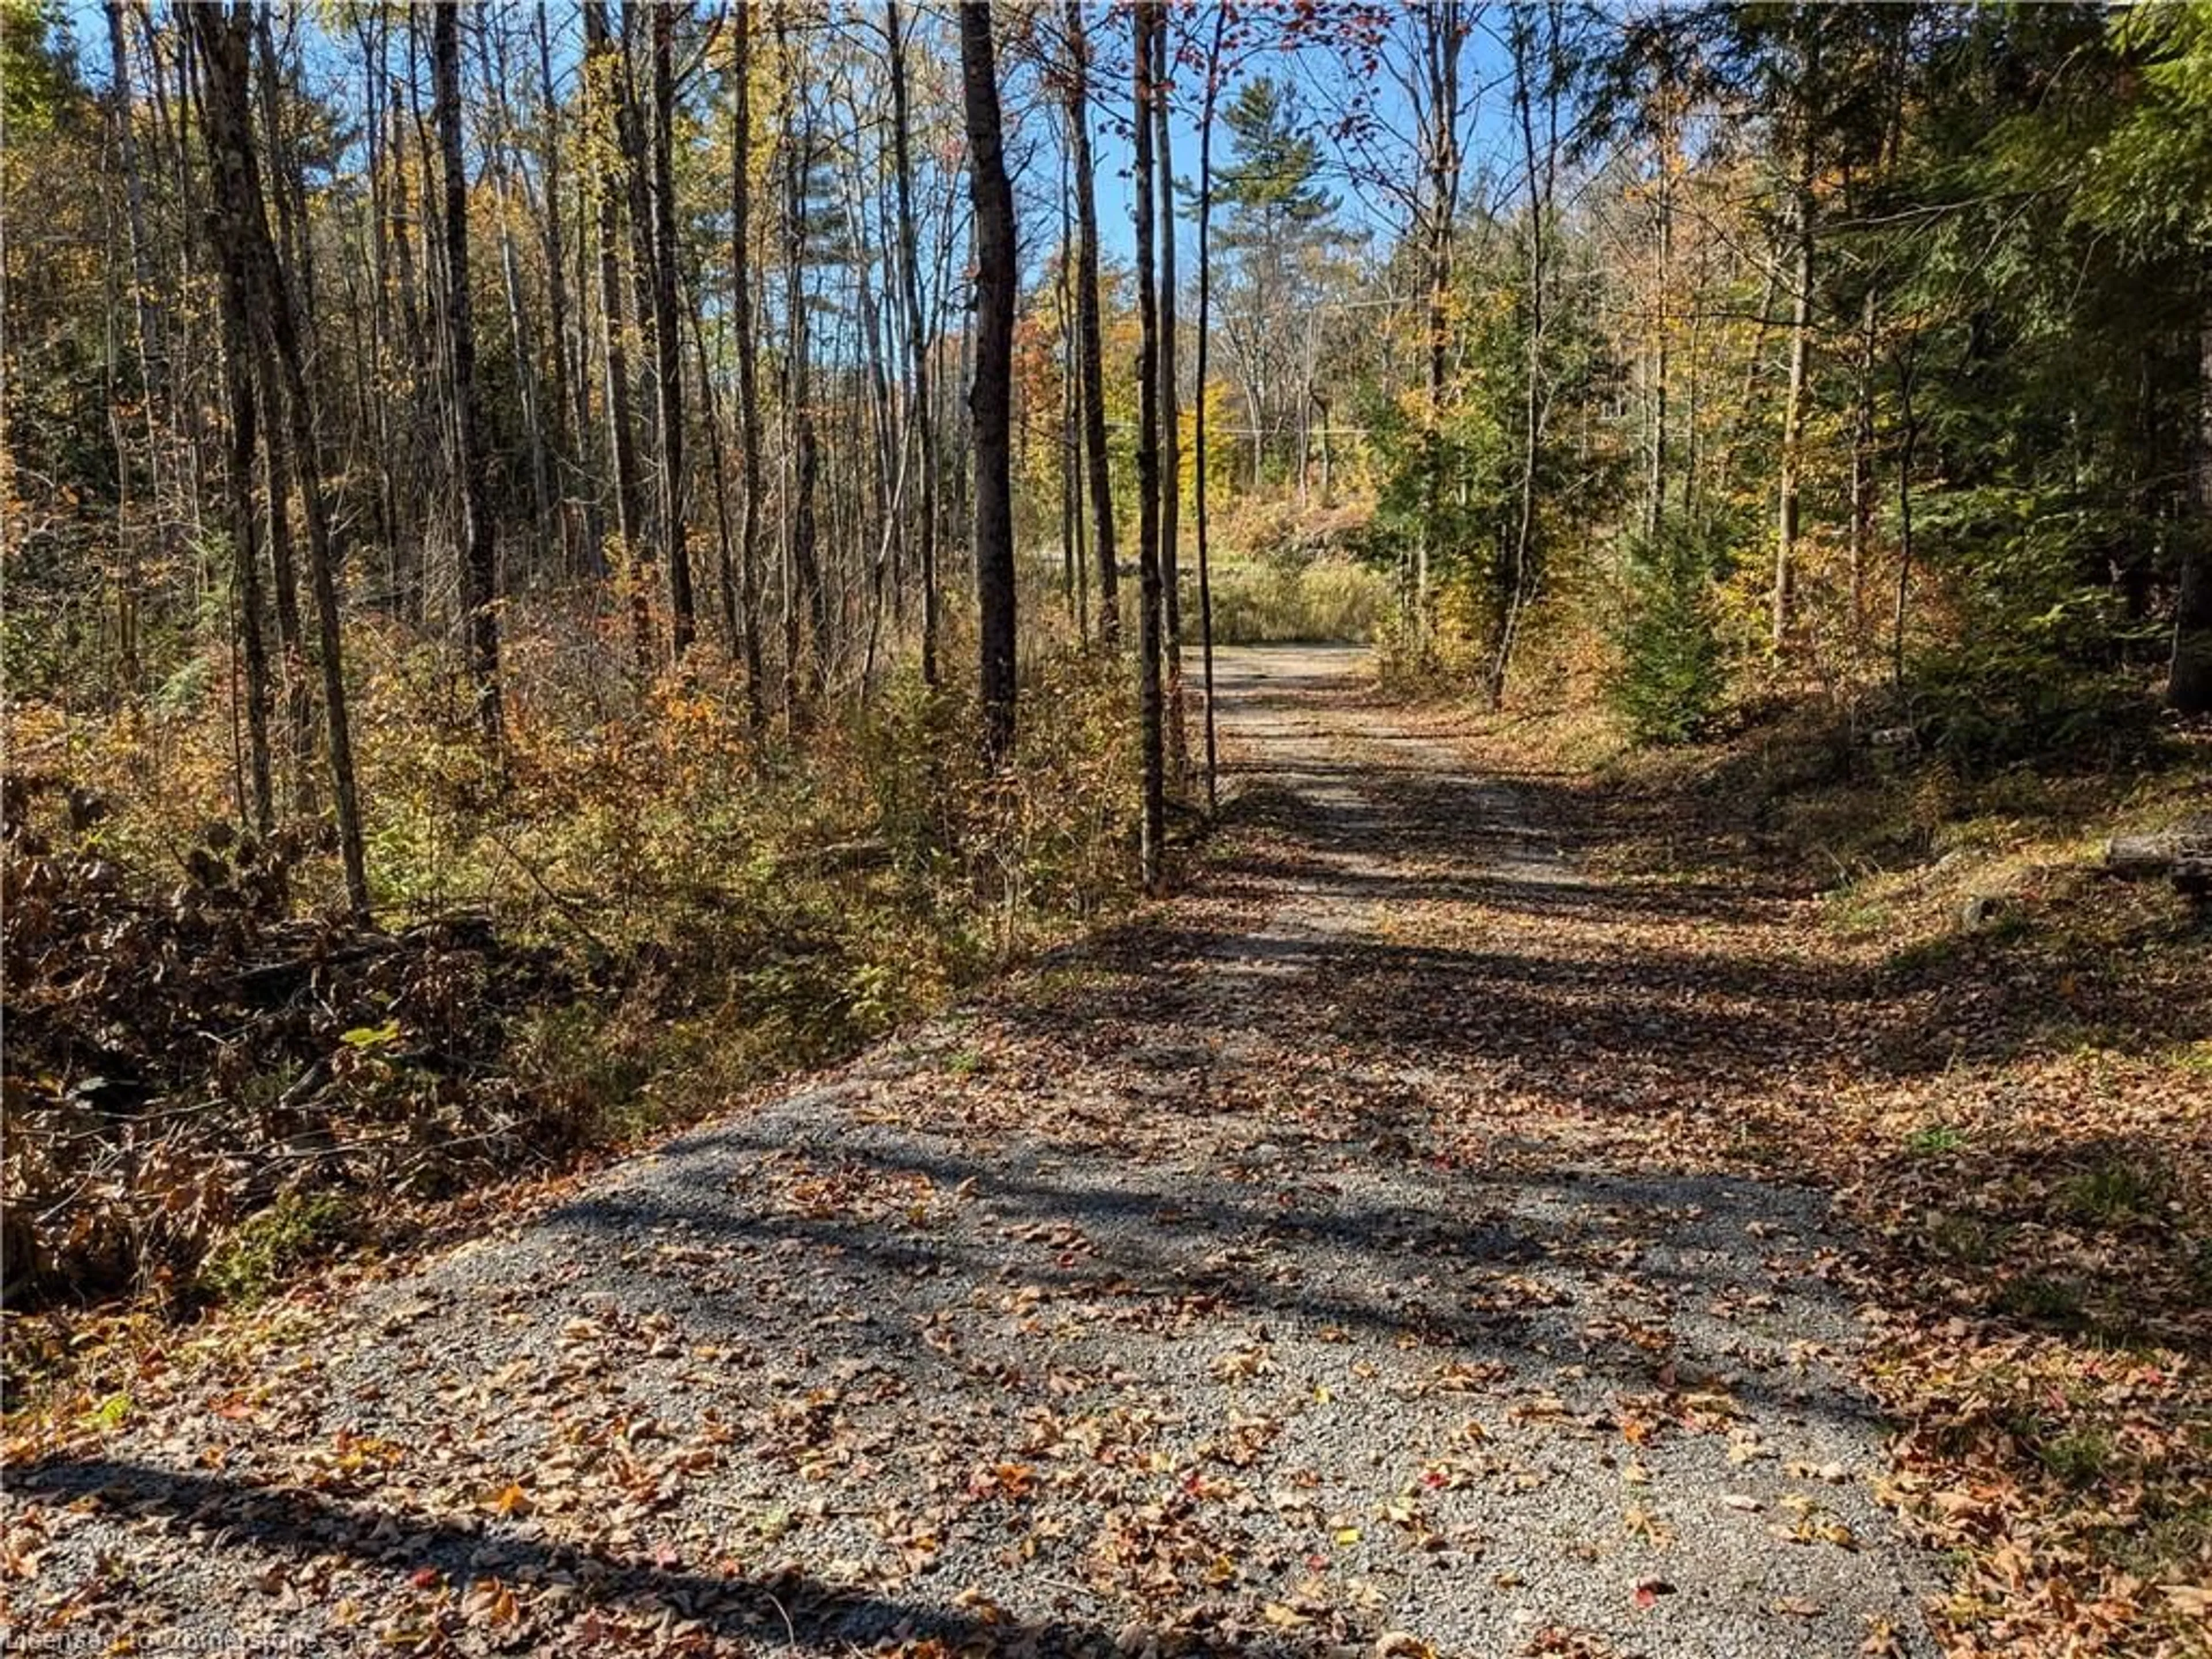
[[1607, 521, 1731, 745], [1905, 645, 2166, 775], [1, 610, 1143, 1340]]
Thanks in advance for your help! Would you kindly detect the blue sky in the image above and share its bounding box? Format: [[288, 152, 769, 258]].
[[54, 2, 1552, 286], [1050, 6, 1530, 271]]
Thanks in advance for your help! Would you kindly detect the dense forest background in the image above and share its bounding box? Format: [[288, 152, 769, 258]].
[[4, 0, 2209, 1295]]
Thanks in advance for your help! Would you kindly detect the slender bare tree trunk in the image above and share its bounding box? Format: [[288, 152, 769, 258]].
[[887, 0, 939, 688], [1153, 11, 1185, 786], [193, 2, 370, 916], [211, 195, 275, 834], [616, 3, 664, 583], [255, 10, 315, 336], [1774, 46, 1819, 654], [779, 15, 825, 721], [1892, 338, 1921, 691], [104, 0, 162, 691], [1133, 0, 1166, 891], [480, 16, 555, 577], [650, 3, 694, 658], [106, 2, 164, 407], [253, 353, 314, 813], [1416, 2, 1463, 642], [1064, 0, 1119, 646], [1849, 287, 1876, 627], [434, 0, 503, 744], [386, 27, 433, 613], [584, 1, 652, 668], [1489, 5, 1549, 711], [535, 5, 589, 577], [730, 1, 766, 727], [1194, 4, 1226, 813], [960, 2, 1018, 760], [1058, 147, 1083, 632], [687, 284, 740, 662], [1647, 135, 1672, 542]]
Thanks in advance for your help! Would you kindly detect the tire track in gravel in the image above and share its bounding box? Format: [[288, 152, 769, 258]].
[[3, 645, 1940, 1659]]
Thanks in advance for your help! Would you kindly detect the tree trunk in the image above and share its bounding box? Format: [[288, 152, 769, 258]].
[[2168, 300, 2212, 713], [192, 2, 370, 917], [1153, 10, 1185, 786], [616, 3, 664, 586], [1133, 0, 1166, 891], [1064, 0, 1120, 646], [1773, 56, 1818, 655], [1194, 3, 1226, 813], [254, 352, 314, 814], [1315, 391, 1334, 506], [1418, 2, 1463, 642], [2105, 829, 2212, 880], [105, 0, 165, 641], [534, 4, 589, 576], [780, 22, 825, 722], [1488, 5, 1546, 712], [1849, 286, 1876, 627], [480, 15, 555, 577], [730, 1, 766, 727], [210, 192, 275, 834], [839, 83, 900, 696], [960, 2, 1018, 761], [650, 3, 694, 659], [385, 31, 431, 616], [255, 10, 315, 338], [886, 0, 938, 689], [584, 1, 652, 669], [1059, 150, 1084, 632], [433, 0, 503, 745], [1892, 339, 1920, 690], [687, 283, 740, 663], [1647, 137, 1672, 542], [106, 1, 164, 382]]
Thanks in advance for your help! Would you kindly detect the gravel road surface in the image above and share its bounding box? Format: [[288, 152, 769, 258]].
[[4, 645, 1938, 1658]]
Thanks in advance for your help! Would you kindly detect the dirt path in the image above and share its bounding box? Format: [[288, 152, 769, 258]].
[[5, 646, 1938, 1658]]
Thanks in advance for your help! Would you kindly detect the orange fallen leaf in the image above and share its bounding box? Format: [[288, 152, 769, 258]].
[[483, 1481, 532, 1517]]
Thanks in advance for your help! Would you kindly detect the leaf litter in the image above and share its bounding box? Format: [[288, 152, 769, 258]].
[[11, 646, 2193, 1656]]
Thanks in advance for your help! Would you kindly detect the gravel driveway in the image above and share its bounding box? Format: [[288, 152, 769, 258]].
[[3, 645, 1938, 1658]]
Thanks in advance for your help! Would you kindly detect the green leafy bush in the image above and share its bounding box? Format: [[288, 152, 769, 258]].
[[195, 1190, 361, 1306], [1907, 646, 2160, 774], [1608, 522, 1729, 745]]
